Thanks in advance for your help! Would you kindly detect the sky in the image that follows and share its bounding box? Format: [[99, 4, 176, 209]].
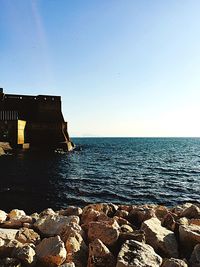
[[1, 0, 200, 137]]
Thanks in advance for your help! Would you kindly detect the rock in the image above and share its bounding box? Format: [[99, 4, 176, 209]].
[[116, 240, 162, 267], [81, 208, 100, 226], [179, 224, 200, 255], [59, 222, 85, 243], [87, 239, 115, 267], [1, 216, 33, 229], [59, 263, 75, 267], [0, 210, 7, 223], [141, 217, 178, 258], [14, 244, 36, 266], [172, 203, 193, 216], [0, 142, 12, 151], [162, 213, 177, 231], [129, 206, 155, 226], [0, 146, 5, 156], [15, 228, 40, 245], [88, 219, 120, 246], [65, 233, 88, 267], [113, 216, 131, 226], [82, 203, 118, 218], [118, 205, 133, 212], [40, 208, 56, 217], [119, 230, 145, 243], [189, 244, 200, 267], [0, 257, 22, 266], [34, 215, 80, 236], [120, 224, 134, 233], [0, 238, 21, 257], [180, 204, 200, 219], [154, 205, 169, 221], [36, 235, 66, 266], [0, 228, 18, 240], [115, 210, 129, 219], [59, 206, 82, 217], [190, 219, 200, 226], [8, 210, 26, 220], [162, 258, 188, 267]]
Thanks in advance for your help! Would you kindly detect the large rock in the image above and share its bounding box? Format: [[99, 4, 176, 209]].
[[162, 258, 188, 267], [189, 244, 200, 267], [34, 215, 79, 236], [65, 233, 88, 267], [1, 216, 33, 229], [36, 235, 66, 266], [0, 210, 7, 223], [179, 223, 200, 255], [88, 219, 120, 246], [15, 228, 40, 245], [180, 204, 200, 219], [14, 244, 36, 266], [116, 240, 162, 267], [141, 217, 178, 258], [87, 239, 115, 267]]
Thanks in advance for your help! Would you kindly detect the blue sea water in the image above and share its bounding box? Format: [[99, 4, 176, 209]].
[[0, 138, 200, 213]]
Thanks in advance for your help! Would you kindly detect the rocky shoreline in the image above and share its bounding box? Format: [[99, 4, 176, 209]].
[[0, 202, 199, 267]]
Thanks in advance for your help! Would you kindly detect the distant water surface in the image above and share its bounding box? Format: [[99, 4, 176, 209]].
[[0, 138, 199, 213]]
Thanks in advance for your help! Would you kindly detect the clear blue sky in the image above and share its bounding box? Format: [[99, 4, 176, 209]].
[[1, 0, 200, 137]]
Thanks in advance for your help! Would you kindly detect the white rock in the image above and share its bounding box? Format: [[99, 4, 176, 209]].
[[14, 244, 36, 265], [0, 210, 7, 223], [141, 217, 178, 258], [34, 214, 80, 236], [0, 228, 18, 240]]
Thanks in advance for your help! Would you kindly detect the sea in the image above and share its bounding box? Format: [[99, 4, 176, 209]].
[[0, 138, 200, 214]]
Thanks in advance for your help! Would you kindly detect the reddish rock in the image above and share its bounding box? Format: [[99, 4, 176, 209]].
[[65, 233, 88, 267], [88, 219, 120, 246], [36, 235, 66, 266]]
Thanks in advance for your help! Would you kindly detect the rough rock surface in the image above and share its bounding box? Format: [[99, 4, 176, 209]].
[[116, 240, 162, 267], [141, 217, 178, 258], [179, 223, 200, 255], [162, 258, 188, 267], [0, 210, 7, 223], [180, 204, 200, 219], [15, 228, 40, 245], [13, 244, 36, 266], [0, 228, 18, 240], [87, 239, 115, 267], [34, 215, 79, 236], [8, 210, 26, 220], [189, 243, 200, 267], [36, 235, 66, 266], [65, 233, 88, 267], [88, 220, 120, 246]]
